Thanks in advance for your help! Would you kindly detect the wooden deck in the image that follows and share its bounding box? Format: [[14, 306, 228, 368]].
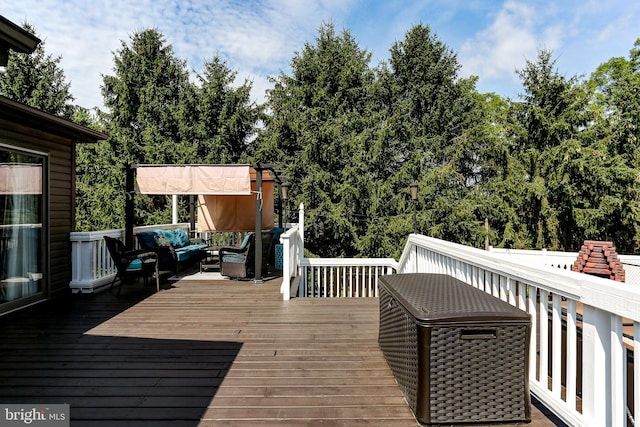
[[0, 276, 564, 426]]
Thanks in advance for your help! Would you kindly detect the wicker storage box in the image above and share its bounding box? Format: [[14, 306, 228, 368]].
[[378, 273, 531, 425]]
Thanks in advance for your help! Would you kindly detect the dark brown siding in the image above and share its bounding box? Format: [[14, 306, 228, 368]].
[[1, 118, 75, 300]]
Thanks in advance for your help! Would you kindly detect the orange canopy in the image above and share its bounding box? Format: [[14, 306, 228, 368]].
[[136, 164, 252, 195], [135, 164, 274, 232]]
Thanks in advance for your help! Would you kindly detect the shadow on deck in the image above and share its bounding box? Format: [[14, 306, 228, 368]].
[[0, 275, 564, 426]]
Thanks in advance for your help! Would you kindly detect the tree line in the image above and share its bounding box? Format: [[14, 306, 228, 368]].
[[2, 21, 639, 258]]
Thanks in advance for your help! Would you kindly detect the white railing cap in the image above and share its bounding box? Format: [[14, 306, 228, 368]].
[[303, 257, 398, 269], [403, 234, 640, 322]]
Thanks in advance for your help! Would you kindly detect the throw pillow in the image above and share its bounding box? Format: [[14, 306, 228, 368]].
[[153, 233, 170, 247], [173, 228, 191, 248]]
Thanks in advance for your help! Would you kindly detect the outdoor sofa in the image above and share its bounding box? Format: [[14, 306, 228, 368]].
[[136, 228, 208, 273]]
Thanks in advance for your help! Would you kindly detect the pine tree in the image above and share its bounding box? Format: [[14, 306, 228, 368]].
[[0, 22, 74, 118], [195, 55, 261, 164], [508, 50, 592, 249], [256, 22, 374, 257], [362, 24, 486, 254], [100, 29, 196, 227]]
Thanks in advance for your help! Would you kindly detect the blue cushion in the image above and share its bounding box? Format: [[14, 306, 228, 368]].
[[126, 258, 156, 271], [155, 229, 179, 247], [222, 253, 246, 263], [173, 228, 191, 247], [174, 244, 207, 262], [240, 232, 253, 249], [137, 231, 157, 250], [175, 249, 194, 262], [126, 259, 143, 271]]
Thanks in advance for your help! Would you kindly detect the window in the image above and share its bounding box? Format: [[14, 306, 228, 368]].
[[0, 147, 45, 304]]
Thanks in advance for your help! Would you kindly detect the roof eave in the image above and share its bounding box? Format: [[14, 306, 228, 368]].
[[0, 95, 108, 143], [0, 15, 40, 54]]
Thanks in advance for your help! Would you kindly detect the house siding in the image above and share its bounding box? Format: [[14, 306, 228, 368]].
[[0, 100, 106, 310]]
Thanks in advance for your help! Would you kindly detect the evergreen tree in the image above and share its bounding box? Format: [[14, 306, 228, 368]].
[[256, 22, 374, 257], [591, 39, 640, 160], [578, 39, 640, 252], [471, 93, 532, 249], [361, 24, 486, 255], [195, 55, 261, 164], [0, 22, 74, 118], [100, 29, 196, 227], [508, 50, 594, 250]]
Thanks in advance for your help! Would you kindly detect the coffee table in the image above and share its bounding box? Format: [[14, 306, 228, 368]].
[[200, 248, 219, 273]]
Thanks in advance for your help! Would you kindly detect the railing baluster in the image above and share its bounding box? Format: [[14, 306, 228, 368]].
[[611, 315, 625, 427], [499, 274, 507, 301], [349, 266, 353, 297], [582, 306, 609, 426], [507, 277, 516, 306], [528, 285, 538, 383], [321, 267, 326, 297], [539, 289, 549, 389], [472, 266, 479, 289], [484, 270, 491, 293], [635, 322, 640, 425], [517, 281, 526, 312], [300, 265, 306, 297], [565, 299, 577, 411], [551, 293, 562, 398]]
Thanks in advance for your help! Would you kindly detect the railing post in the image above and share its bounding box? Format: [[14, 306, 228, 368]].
[[565, 300, 578, 412], [281, 233, 290, 301], [610, 315, 625, 427], [582, 306, 611, 426], [298, 203, 305, 297], [298, 202, 304, 252], [635, 323, 640, 425]]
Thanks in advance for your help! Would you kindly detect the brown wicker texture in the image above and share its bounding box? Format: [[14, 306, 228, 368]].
[[429, 324, 529, 423], [378, 273, 531, 425], [378, 287, 419, 411]]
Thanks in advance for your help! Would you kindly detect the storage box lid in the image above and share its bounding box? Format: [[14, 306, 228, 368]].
[[379, 273, 530, 323]]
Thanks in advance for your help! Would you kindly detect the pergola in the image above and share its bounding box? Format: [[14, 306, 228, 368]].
[[128, 164, 283, 283]]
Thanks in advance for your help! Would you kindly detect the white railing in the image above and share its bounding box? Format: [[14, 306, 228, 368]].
[[490, 247, 640, 286], [69, 224, 238, 293], [280, 204, 304, 300], [69, 228, 125, 293], [300, 258, 397, 298], [398, 233, 640, 427], [490, 246, 640, 272], [279, 204, 397, 300], [193, 230, 241, 249], [489, 247, 579, 270]]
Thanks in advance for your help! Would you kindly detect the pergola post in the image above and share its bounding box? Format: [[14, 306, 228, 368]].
[[254, 165, 263, 284], [125, 164, 135, 250]]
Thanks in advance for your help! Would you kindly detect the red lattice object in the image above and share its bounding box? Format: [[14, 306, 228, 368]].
[[571, 240, 625, 282]]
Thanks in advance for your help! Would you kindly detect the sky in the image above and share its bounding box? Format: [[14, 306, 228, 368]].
[[3, 0, 640, 110]]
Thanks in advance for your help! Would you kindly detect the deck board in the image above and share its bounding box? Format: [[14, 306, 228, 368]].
[[0, 277, 563, 426]]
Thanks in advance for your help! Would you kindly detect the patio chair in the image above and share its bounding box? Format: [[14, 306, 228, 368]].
[[219, 232, 255, 279], [104, 236, 159, 295]]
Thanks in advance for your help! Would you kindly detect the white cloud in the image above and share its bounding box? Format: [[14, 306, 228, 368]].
[[460, 2, 543, 81], [4, 0, 349, 108], [3, 0, 640, 107], [458, 0, 640, 96]]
